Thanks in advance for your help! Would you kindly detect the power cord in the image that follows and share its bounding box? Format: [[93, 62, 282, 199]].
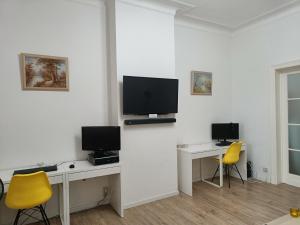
[[56, 161, 75, 167], [97, 188, 112, 206]]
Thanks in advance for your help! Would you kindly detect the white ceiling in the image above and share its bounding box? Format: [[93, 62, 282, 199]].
[[155, 0, 300, 30]]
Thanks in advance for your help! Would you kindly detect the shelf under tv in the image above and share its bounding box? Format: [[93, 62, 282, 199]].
[[124, 118, 176, 125]]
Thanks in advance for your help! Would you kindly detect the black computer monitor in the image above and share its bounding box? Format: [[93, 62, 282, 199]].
[[82, 126, 121, 152], [212, 123, 239, 146]]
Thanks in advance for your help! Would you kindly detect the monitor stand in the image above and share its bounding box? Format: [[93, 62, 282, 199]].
[[88, 151, 119, 166], [92, 151, 118, 158], [216, 139, 232, 146]]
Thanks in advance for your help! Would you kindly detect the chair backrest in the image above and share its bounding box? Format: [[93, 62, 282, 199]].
[[5, 171, 52, 209], [223, 142, 242, 164]]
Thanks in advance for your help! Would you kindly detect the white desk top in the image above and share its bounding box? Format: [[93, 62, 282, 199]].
[[0, 164, 65, 184], [177, 142, 246, 154], [265, 215, 300, 225], [0, 160, 121, 184], [63, 161, 120, 173]]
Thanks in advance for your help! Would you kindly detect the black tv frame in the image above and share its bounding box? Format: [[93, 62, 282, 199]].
[[122, 76, 179, 115]]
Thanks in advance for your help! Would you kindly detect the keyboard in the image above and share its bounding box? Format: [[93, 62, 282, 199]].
[[13, 165, 58, 175]]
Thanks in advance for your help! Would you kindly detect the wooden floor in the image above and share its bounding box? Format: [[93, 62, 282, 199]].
[[46, 178, 300, 225]]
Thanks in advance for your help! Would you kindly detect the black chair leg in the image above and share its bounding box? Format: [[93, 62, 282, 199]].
[[43, 206, 51, 225], [211, 165, 220, 182], [39, 205, 51, 225], [12, 206, 50, 225], [13, 209, 22, 225], [234, 164, 245, 184]]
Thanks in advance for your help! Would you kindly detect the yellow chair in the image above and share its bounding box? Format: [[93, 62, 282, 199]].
[[5, 171, 52, 225], [211, 142, 244, 188]]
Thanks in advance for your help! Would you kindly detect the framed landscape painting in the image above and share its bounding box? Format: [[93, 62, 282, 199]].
[[21, 53, 69, 91], [191, 71, 212, 95]]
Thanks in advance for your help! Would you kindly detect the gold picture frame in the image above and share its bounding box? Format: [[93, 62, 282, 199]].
[[191, 71, 212, 95], [21, 53, 69, 91]]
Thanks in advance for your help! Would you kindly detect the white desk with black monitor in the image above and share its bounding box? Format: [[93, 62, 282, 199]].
[[0, 161, 123, 225], [0, 126, 123, 225], [177, 123, 246, 196], [177, 142, 247, 196]]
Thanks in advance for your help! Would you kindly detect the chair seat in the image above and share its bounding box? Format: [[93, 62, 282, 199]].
[[6, 188, 51, 209], [213, 156, 235, 165]]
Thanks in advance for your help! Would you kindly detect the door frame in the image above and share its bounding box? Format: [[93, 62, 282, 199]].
[[270, 60, 300, 185], [279, 71, 300, 187]]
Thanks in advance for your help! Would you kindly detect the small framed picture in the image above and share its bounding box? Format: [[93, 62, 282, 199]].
[[21, 53, 69, 91], [191, 71, 212, 95]]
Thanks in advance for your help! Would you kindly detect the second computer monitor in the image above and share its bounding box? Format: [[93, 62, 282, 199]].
[[212, 123, 239, 146]]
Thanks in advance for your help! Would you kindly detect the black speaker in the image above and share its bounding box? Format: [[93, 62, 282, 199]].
[[124, 118, 176, 125]]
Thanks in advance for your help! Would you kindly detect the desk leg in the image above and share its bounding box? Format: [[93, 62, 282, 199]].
[[65, 173, 70, 225], [178, 151, 193, 196], [59, 173, 70, 225], [219, 154, 223, 187], [58, 184, 64, 224], [109, 173, 123, 217], [200, 158, 203, 181]]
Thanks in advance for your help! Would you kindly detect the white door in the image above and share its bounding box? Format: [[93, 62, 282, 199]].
[[281, 72, 300, 187]]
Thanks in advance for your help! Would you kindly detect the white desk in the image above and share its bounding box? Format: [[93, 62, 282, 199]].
[[265, 215, 300, 225], [63, 161, 123, 225], [0, 161, 123, 225], [0, 164, 67, 225], [177, 142, 247, 196]]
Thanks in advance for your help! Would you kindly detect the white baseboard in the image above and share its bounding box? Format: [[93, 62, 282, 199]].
[[254, 170, 271, 183], [124, 190, 179, 209]]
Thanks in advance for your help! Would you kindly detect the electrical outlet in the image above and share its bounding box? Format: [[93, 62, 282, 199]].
[[263, 168, 268, 173]]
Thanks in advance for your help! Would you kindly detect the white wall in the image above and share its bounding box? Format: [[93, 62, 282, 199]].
[[3, 0, 299, 222], [231, 6, 300, 182], [175, 23, 232, 144], [0, 0, 109, 223], [114, 1, 178, 207], [175, 22, 232, 180], [0, 0, 108, 169]]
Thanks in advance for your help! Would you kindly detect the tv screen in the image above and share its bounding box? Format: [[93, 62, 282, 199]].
[[123, 76, 179, 115], [82, 126, 120, 151], [212, 123, 239, 140]]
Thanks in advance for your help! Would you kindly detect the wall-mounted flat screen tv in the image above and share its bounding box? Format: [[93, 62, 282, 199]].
[[123, 76, 179, 115]]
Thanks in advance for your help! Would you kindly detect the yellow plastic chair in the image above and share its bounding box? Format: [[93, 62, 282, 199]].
[[211, 142, 244, 188], [5, 171, 52, 225]]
